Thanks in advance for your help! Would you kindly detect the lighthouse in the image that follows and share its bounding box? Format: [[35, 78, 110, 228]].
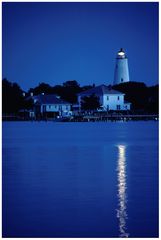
[[113, 48, 130, 85]]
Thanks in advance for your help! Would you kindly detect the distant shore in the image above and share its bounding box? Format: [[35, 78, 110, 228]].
[[2, 114, 159, 122]]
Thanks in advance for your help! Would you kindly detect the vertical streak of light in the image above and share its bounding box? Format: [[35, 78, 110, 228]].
[[116, 145, 129, 238]]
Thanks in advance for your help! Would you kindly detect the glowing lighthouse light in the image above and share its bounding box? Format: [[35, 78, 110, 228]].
[[118, 50, 125, 57]]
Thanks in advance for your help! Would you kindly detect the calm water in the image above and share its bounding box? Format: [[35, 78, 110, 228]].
[[2, 121, 158, 237]]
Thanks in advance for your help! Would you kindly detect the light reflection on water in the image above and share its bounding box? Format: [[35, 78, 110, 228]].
[[116, 145, 129, 238], [2, 122, 158, 237]]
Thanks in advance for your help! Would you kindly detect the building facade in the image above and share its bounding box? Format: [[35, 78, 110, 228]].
[[78, 85, 131, 111], [29, 94, 72, 118]]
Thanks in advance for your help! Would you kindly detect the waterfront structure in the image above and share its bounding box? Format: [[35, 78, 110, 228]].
[[113, 48, 130, 85], [77, 84, 131, 111], [29, 93, 72, 118]]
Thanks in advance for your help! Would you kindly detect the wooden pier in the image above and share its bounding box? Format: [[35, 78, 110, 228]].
[[70, 114, 159, 122], [2, 114, 159, 122]]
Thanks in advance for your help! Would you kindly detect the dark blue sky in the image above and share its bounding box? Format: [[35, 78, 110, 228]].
[[2, 2, 158, 91]]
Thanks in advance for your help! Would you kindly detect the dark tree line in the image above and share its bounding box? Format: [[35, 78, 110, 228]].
[[27, 80, 93, 104], [2, 78, 159, 114], [81, 94, 100, 110], [113, 81, 159, 113], [3, 79, 23, 114], [2, 79, 34, 114], [2, 79, 94, 114]]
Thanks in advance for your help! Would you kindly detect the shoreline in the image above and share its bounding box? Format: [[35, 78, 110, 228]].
[[2, 114, 159, 122]]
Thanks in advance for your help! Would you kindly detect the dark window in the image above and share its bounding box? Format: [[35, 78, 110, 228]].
[[118, 96, 120, 100], [121, 78, 123, 82], [107, 96, 109, 100], [107, 105, 109, 111], [117, 105, 120, 110]]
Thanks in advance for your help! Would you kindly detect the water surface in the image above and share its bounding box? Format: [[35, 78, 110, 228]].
[[2, 121, 158, 237]]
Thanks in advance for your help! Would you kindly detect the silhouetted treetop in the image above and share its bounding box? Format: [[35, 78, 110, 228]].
[[81, 94, 100, 110], [112, 81, 158, 113], [63, 80, 80, 88], [2, 78, 24, 113]]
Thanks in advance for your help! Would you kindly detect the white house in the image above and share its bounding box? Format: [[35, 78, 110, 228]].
[[29, 94, 72, 118], [77, 84, 131, 111]]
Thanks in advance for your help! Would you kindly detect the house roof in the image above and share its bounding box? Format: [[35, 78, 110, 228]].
[[77, 84, 124, 96], [31, 94, 70, 105]]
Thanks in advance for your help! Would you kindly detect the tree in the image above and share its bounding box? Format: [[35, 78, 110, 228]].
[[81, 85, 93, 92], [23, 98, 34, 110], [61, 80, 81, 103], [113, 81, 158, 113], [2, 79, 24, 114], [81, 94, 100, 110], [28, 82, 53, 95], [113, 82, 148, 110], [63, 80, 80, 88], [146, 85, 158, 113]]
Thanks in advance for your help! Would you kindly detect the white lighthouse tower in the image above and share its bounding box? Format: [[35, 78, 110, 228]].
[[113, 48, 130, 85]]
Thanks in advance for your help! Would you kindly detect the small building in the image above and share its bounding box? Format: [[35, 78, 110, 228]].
[[77, 84, 131, 111], [71, 103, 80, 116], [29, 94, 72, 118]]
